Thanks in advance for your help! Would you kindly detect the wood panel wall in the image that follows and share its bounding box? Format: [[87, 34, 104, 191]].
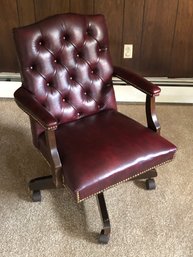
[[0, 0, 192, 78]]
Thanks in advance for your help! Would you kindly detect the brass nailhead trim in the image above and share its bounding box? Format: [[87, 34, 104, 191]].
[[48, 125, 58, 130], [76, 157, 175, 203], [77, 191, 80, 203]]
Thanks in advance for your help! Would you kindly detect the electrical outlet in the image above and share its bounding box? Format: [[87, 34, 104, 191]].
[[123, 44, 133, 58]]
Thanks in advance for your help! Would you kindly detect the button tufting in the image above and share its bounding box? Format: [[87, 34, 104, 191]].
[[99, 47, 107, 52], [63, 34, 69, 41], [86, 28, 92, 36], [17, 15, 117, 127]]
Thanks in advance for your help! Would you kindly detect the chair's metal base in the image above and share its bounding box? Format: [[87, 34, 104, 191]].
[[29, 175, 55, 202], [28, 168, 157, 243], [132, 168, 157, 180], [96, 192, 111, 244], [95, 168, 157, 244], [131, 168, 157, 190]]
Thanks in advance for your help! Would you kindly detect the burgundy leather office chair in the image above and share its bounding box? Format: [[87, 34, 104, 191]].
[[13, 13, 176, 244]]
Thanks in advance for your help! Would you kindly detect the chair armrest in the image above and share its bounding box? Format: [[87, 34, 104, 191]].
[[14, 87, 58, 130], [113, 66, 161, 133], [113, 66, 161, 97]]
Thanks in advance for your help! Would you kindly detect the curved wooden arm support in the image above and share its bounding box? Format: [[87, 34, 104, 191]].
[[45, 130, 62, 187], [112, 66, 161, 134], [145, 95, 161, 134]]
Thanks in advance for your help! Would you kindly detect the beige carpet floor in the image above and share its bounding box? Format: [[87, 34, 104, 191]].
[[0, 99, 193, 257]]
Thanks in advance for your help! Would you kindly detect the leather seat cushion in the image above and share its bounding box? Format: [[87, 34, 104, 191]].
[[39, 109, 176, 202]]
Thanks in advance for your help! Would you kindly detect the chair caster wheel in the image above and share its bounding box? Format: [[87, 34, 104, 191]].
[[146, 178, 156, 190], [32, 190, 41, 202], [99, 229, 110, 244]]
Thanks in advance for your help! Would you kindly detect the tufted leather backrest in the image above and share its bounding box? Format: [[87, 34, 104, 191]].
[[13, 14, 117, 132]]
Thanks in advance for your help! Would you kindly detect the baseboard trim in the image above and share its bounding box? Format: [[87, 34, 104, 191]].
[[114, 85, 193, 104], [0, 78, 193, 104], [0, 81, 21, 98]]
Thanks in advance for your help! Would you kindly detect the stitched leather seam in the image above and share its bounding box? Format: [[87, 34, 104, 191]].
[[76, 157, 175, 203]]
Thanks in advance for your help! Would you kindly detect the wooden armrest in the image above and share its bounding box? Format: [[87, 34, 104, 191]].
[[146, 95, 161, 134], [113, 66, 161, 96]]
